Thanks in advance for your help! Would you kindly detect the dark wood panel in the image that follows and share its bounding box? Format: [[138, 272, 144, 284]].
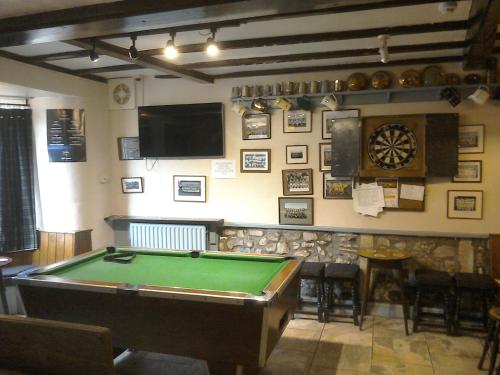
[[489, 234, 500, 281], [425, 113, 458, 177]]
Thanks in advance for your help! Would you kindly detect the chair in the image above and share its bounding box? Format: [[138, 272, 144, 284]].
[[0, 315, 209, 375], [1, 265, 38, 314], [323, 263, 360, 325], [295, 262, 325, 321], [412, 270, 454, 334]]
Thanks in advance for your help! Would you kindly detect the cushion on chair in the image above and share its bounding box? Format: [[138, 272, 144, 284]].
[[324, 263, 359, 280], [455, 272, 497, 290], [415, 270, 453, 287], [300, 262, 325, 278], [2, 265, 38, 278], [114, 350, 209, 375]]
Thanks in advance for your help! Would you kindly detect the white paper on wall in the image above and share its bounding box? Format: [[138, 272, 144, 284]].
[[211, 160, 236, 179], [400, 184, 425, 201]]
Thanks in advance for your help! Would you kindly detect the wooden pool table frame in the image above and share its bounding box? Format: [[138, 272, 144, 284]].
[[15, 248, 302, 375]]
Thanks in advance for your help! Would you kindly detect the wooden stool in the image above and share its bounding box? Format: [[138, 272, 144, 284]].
[[413, 270, 454, 334], [454, 272, 496, 333], [324, 263, 360, 325], [295, 262, 325, 321], [358, 249, 412, 335], [478, 307, 500, 375]]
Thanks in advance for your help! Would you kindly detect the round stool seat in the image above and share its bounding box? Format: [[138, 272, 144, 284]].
[[415, 270, 453, 287], [300, 262, 325, 278], [488, 307, 500, 321], [325, 263, 359, 280]]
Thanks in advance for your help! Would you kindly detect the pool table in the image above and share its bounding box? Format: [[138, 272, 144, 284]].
[[16, 247, 302, 375]]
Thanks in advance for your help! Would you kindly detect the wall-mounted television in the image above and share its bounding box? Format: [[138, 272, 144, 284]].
[[138, 103, 224, 158]]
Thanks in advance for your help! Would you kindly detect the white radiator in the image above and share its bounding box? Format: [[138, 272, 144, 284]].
[[129, 223, 207, 250]]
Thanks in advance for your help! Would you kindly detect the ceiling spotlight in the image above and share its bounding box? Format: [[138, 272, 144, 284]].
[[128, 35, 139, 60], [206, 28, 219, 57], [378, 34, 390, 64], [89, 39, 99, 62], [164, 32, 178, 59]]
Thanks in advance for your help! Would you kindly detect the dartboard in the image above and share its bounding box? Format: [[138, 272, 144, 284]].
[[368, 123, 417, 170]]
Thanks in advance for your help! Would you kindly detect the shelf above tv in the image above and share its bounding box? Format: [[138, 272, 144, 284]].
[[231, 84, 499, 106]]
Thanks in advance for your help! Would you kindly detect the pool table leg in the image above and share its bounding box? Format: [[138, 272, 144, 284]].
[[207, 361, 260, 375]]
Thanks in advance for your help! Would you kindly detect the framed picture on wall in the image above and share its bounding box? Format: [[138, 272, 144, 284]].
[[323, 174, 353, 199], [278, 197, 314, 226], [458, 125, 484, 154], [240, 149, 271, 173], [283, 110, 312, 133], [447, 190, 483, 219], [453, 160, 482, 183], [282, 168, 313, 195], [319, 143, 332, 171], [322, 109, 359, 139], [242, 113, 271, 140], [173, 175, 206, 202], [121, 177, 143, 193], [286, 145, 308, 164], [117, 137, 142, 160]]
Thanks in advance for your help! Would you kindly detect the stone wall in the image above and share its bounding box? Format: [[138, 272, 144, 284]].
[[220, 227, 488, 302]]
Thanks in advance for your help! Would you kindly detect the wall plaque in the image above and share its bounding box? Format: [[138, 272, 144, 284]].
[[47, 109, 86, 162]]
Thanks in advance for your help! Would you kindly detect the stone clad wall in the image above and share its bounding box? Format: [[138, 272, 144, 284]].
[[220, 227, 488, 302]]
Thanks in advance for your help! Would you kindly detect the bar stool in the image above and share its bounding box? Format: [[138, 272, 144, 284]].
[[478, 307, 500, 375], [323, 263, 360, 325], [295, 262, 325, 322], [454, 272, 497, 332], [413, 270, 454, 334]]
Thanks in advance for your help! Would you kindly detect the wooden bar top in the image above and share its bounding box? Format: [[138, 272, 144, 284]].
[[358, 249, 412, 261]]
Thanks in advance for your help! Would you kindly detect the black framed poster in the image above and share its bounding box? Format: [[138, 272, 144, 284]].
[[47, 109, 86, 162]]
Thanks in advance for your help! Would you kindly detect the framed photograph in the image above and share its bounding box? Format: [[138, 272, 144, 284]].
[[319, 142, 332, 172], [282, 168, 313, 196], [453, 160, 482, 183], [322, 109, 359, 139], [173, 175, 206, 202], [242, 113, 271, 140], [278, 197, 314, 226], [447, 190, 483, 219], [323, 174, 352, 199], [458, 125, 484, 154], [117, 137, 141, 160], [286, 145, 308, 164], [283, 110, 312, 133], [121, 177, 143, 193], [240, 149, 271, 173]]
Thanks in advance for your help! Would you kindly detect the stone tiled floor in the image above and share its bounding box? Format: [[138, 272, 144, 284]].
[[260, 316, 489, 375]]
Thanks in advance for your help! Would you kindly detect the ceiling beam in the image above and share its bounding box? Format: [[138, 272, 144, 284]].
[[66, 39, 212, 83], [0, 49, 106, 83], [463, 0, 500, 68], [168, 55, 464, 80], [0, 0, 465, 48], [30, 50, 89, 62], [181, 40, 468, 69], [74, 64, 144, 75], [141, 20, 469, 56]]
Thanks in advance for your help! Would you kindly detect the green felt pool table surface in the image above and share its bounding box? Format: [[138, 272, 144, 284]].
[[43, 248, 290, 296]]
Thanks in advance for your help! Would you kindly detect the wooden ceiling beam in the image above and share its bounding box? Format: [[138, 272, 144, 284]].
[[0, 49, 106, 83], [181, 40, 468, 69], [463, 0, 500, 69], [171, 55, 463, 80], [66, 39, 212, 83], [74, 64, 144, 75], [0, 0, 467, 48], [141, 20, 469, 56], [30, 50, 89, 62]]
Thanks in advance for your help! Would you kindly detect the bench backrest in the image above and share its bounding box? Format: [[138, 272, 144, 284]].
[[0, 314, 115, 375]]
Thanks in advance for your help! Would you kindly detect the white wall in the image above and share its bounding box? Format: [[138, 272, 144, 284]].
[[0, 57, 113, 248], [111, 63, 500, 235]]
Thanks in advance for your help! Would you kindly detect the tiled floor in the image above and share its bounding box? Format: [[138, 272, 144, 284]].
[[260, 316, 489, 375]]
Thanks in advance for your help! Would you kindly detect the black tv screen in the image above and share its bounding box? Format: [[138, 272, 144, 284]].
[[138, 103, 224, 158]]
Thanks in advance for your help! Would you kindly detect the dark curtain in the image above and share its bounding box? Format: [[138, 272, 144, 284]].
[[0, 108, 37, 252]]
